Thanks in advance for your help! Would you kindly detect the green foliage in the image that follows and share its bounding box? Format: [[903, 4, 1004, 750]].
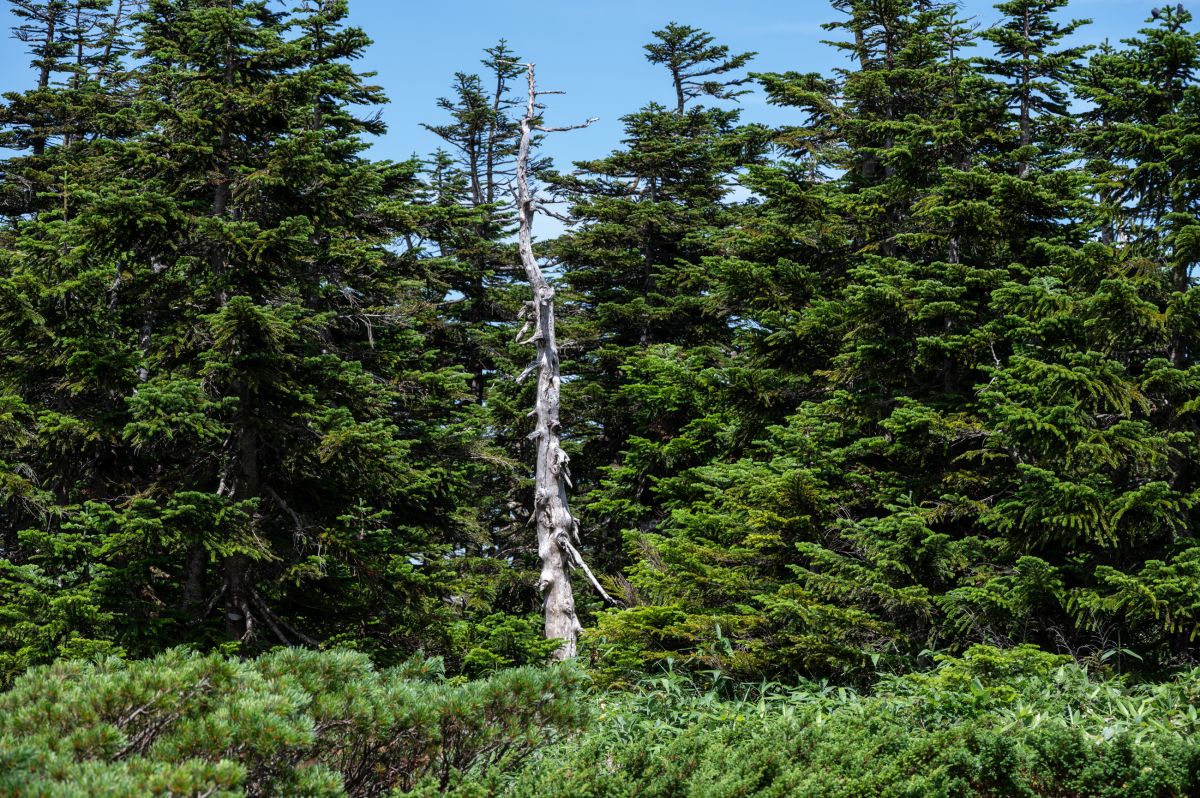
[[450, 613, 563, 676], [3, 0, 1200, 755], [0, 0, 483, 670], [548, 23, 764, 589], [469, 647, 1200, 797], [5, 0, 1200, 793], [9, 646, 1200, 798], [587, 0, 1200, 682], [0, 647, 588, 797]]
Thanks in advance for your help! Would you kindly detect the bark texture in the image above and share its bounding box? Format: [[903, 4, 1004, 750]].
[[514, 63, 613, 659]]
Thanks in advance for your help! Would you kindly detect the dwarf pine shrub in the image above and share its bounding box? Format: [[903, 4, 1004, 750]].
[[0, 647, 587, 797]]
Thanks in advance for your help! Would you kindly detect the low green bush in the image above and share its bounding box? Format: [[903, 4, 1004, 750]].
[[0, 647, 587, 797], [482, 646, 1200, 798], [4, 645, 1200, 797]]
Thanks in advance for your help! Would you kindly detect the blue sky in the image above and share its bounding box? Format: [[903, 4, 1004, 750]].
[[0, 0, 1168, 172]]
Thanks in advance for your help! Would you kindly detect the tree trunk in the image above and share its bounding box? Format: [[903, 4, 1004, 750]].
[[223, 553, 251, 640], [182, 543, 207, 612], [514, 62, 614, 659], [516, 64, 580, 658], [222, 423, 258, 641]]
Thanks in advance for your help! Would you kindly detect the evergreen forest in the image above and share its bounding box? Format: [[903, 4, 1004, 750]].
[[3, 0, 1200, 794]]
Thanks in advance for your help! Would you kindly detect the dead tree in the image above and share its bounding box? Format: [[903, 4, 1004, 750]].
[[514, 62, 615, 659]]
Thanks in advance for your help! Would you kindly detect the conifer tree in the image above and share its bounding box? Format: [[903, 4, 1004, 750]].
[[591, 0, 1168, 680], [420, 43, 525, 403], [1077, 4, 1200, 353], [0, 0, 138, 219], [6, 0, 74, 158], [644, 22, 756, 114], [978, 0, 1090, 177], [548, 25, 761, 580], [1061, 6, 1200, 662], [409, 45, 564, 661], [3, 0, 1199, 687], [0, 0, 479, 673]]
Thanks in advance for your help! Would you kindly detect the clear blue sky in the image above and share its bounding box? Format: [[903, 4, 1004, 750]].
[[0, 0, 1167, 171]]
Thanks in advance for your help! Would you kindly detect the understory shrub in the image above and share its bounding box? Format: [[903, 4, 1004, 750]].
[[4, 645, 1200, 796], [480, 646, 1200, 798], [0, 647, 587, 797]]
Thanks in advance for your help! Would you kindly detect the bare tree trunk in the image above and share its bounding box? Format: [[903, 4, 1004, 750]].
[[222, 423, 257, 641], [514, 62, 614, 659]]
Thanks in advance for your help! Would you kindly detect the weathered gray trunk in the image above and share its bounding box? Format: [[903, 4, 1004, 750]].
[[514, 63, 614, 659], [516, 64, 580, 658], [222, 423, 258, 641]]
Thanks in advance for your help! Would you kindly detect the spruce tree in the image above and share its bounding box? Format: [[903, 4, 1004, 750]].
[[644, 22, 756, 113], [6, 0, 74, 158], [1077, 4, 1200, 350], [421, 42, 524, 404], [1063, 6, 1200, 663], [0, 0, 137, 217]]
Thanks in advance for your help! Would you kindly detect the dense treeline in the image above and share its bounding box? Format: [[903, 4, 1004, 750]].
[[1, 0, 1200, 790]]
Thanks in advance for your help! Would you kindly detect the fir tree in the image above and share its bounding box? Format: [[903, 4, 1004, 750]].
[[0, 0, 480, 673], [1077, 5, 1200, 351], [548, 26, 762, 579], [644, 22, 756, 113], [592, 0, 1181, 680], [979, 0, 1091, 177]]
